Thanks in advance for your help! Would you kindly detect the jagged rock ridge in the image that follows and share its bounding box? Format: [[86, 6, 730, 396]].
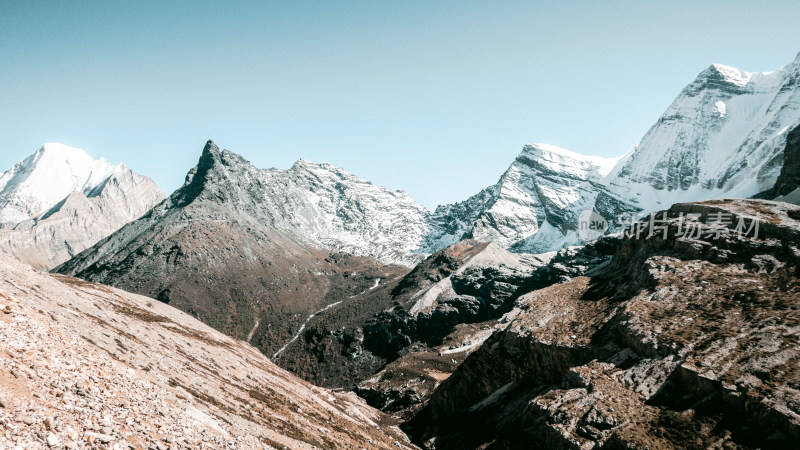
[[177, 141, 431, 266]]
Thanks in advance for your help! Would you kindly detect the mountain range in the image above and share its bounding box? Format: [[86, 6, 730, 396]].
[[0, 53, 786, 362], [1, 53, 800, 450], [4, 54, 800, 272]]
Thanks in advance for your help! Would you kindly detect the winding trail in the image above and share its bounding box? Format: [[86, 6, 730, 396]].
[[246, 319, 260, 343], [272, 301, 342, 360], [271, 278, 386, 359]]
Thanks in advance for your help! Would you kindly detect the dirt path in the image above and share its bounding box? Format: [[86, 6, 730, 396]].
[[272, 301, 342, 359]]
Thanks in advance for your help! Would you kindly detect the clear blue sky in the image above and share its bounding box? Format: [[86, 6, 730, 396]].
[[2, 1, 799, 209]]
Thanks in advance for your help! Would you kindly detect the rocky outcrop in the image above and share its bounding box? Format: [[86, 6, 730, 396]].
[[362, 238, 615, 364], [407, 199, 800, 449], [354, 322, 497, 421], [0, 144, 163, 269], [0, 251, 415, 449], [772, 123, 800, 198]]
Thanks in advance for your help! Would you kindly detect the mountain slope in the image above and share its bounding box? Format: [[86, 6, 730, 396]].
[[55, 141, 411, 357], [0, 250, 415, 449], [0, 144, 163, 269]]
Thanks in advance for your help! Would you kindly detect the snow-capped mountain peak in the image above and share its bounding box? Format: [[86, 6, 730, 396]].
[[0, 143, 123, 224], [423, 53, 800, 255], [0, 143, 164, 268], [710, 63, 756, 87]]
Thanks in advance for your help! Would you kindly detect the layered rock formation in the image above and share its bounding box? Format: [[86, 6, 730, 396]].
[[0, 144, 163, 269], [406, 199, 800, 449], [0, 251, 415, 449]]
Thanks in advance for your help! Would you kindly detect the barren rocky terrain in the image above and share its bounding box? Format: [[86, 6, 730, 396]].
[[0, 251, 416, 449], [405, 199, 800, 449]]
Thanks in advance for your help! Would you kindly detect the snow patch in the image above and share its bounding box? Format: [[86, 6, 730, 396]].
[[715, 100, 727, 117]]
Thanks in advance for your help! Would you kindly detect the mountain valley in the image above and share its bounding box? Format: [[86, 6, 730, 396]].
[[1, 53, 800, 450]]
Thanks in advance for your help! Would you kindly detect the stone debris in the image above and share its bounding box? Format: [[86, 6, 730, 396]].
[[0, 252, 417, 449]]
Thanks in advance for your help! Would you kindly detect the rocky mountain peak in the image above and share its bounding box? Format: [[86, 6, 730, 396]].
[[709, 63, 755, 87], [290, 157, 314, 169], [197, 138, 220, 163], [175, 140, 257, 209], [515, 143, 620, 181]]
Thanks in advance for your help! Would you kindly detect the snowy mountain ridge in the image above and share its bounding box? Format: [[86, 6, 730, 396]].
[[427, 52, 800, 254], [609, 53, 800, 207], [233, 149, 432, 266], [0, 144, 164, 268], [0, 143, 124, 224]]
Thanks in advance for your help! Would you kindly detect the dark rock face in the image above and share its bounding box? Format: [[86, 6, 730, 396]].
[[406, 200, 800, 449], [772, 124, 800, 197], [369, 239, 615, 359]]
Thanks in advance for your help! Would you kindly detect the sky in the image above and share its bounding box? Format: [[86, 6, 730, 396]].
[[2, 1, 800, 209]]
